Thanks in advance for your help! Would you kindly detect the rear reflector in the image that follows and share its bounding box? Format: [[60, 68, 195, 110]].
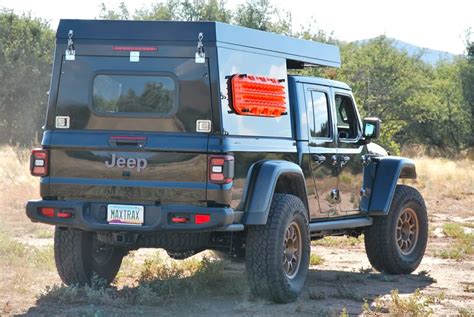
[[195, 214, 211, 225], [171, 216, 189, 224], [39, 207, 55, 217], [30, 149, 49, 177], [57, 211, 73, 218], [229, 74, 287, 117]]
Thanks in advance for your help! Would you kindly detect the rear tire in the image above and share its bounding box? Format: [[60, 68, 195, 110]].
[[54, 228, 126, 285], [364, 185, 428, 274], [246, 194, 310, 303]]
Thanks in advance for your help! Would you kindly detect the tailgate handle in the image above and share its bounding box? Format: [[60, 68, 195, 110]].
[[109, 136, 147, 148]]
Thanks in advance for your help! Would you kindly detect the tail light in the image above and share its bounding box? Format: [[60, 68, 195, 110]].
[[38, 207, 73, 219], [39, 207, 55, 217], [208, 155, 234, 184], [30, 149, 49, 177], [195, 214, 211, 224]]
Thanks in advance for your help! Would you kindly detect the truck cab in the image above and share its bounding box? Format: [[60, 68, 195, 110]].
[[26, 20, 427, 303]]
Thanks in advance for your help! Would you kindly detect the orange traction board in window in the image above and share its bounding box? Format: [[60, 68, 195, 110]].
[[229, 74, 287, 117]]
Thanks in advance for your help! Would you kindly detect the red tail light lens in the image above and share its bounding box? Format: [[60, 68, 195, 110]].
[[39, 207, 55, 217], [30, 149, 49, 177], [209, 155, 234, 184], [195, 214, 211, 225]]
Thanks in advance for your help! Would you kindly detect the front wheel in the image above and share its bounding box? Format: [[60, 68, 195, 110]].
[[246, 194, 310, 303], [364, 185, 428, 274], [54, 228, 126, 285]]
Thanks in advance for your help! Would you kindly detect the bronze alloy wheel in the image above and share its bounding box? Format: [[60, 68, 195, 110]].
[[283, 221, 302, 279], [395, 207, 419, 255]]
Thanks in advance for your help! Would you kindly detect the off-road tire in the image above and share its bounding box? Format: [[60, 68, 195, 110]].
[[364, 185, 428, 274], [54, 227, 126, 285], [246, 193, 310, 303]]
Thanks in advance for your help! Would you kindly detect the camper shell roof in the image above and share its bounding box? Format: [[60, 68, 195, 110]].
[[57, 19, 341, 68]]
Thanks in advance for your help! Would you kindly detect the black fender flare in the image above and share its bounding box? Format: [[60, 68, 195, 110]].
[[239, 160, 308, 225], [367, 156, 417, 215]]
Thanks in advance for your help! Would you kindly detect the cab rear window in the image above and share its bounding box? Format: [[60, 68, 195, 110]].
[[92, 74, 178, 116]]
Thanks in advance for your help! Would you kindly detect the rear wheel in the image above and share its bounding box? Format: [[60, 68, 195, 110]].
[[364, 185, 428, 274], [246, 194, 310, 303], [54, 228, 126, 285]]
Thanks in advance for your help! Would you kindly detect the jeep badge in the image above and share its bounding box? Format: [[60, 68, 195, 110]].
[[105, 154, 147, 172]]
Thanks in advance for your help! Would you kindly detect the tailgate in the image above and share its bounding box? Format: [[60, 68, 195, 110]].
[[47, 53, 212, 203]]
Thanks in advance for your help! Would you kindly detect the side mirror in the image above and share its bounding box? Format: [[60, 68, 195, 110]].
[[362, 117, 381, 141]]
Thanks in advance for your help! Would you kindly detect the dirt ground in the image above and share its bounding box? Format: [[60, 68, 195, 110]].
[[0, 194, 471, 316], [0, 148, 473, 316]]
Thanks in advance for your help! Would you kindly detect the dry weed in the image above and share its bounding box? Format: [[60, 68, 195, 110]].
[[406, 157, 474, 199]]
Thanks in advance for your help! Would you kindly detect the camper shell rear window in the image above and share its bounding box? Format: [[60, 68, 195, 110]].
[[92, 73, 178, 117]]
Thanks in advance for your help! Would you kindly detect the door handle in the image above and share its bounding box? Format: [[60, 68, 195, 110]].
[[311, 155, 326, 165], [340, 156, 351, 167], [330, 188, 340, 203], [109, 136, 147, 148]]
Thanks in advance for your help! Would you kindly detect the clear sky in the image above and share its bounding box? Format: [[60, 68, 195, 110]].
[[0, 0, 472, 54]]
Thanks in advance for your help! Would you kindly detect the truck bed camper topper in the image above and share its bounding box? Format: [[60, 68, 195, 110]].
[[56, 19, 341, 68]]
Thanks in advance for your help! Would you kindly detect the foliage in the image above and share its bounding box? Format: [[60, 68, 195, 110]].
[[460, 28, 474, 147], [309, 253, 324, 265], [436, 222, 474, 260], [38, 254, 245, 307], [0, 10, 54, 145], [363, 288, 442, 316]]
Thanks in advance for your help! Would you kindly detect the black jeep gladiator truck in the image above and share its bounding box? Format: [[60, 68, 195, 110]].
[[27, 20, 428, 303]]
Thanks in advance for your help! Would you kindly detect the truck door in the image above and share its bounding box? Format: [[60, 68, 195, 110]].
[[304, 84, 340, 219], [333, 90, 365, 216]]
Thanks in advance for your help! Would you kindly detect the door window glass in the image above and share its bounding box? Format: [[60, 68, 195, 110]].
[[309, 91, 331, 139], [335, 94, 359, 139]]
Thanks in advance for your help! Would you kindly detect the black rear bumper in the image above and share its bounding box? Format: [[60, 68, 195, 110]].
[[26, 200, 243, 232]]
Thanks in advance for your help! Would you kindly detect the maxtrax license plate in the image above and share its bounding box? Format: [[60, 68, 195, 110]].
[[107, 204, 144, 225]]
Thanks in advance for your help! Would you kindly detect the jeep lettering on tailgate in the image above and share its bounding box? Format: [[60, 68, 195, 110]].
[[105, 154, 147, 172]]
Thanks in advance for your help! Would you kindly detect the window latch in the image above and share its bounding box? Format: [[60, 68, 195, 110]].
[[65, 30, 75, 61]]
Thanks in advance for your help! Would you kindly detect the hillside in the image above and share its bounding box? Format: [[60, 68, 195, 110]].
[[356, 37, 457, 64]]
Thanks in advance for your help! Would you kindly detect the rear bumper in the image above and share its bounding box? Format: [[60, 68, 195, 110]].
[[26, 199, 243, 232]]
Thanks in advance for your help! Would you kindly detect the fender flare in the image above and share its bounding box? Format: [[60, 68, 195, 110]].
[[367, 156, 417, 215], [239, 160, 308, 225]]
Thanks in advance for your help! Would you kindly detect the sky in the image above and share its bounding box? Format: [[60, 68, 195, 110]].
[[0, 0, 472, 55]]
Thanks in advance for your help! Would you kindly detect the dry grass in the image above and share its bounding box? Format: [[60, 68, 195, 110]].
[[406, 157, 474, 199], [310, 253, 325, 265], [363, 289, 444, 316], [434, 223, 474, 260], [0, 145, 41, 237], [313, 235, 364, 247], [37, 253, 246, 307]]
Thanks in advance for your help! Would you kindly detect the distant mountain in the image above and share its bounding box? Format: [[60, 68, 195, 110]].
[[355, 37, 457, 65]]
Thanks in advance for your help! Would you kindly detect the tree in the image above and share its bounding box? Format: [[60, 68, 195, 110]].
[[101, 0, 232, 23], [0, 10, 54, 145], [179, 0, 232, 22], [98, 2, 130, 20], [460, 29, 474, 147], [234, 0, 291, 34]]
